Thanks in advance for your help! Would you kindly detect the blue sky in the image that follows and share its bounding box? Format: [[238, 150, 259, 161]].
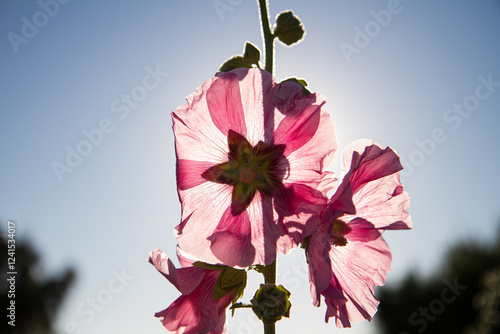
[[1, 1, 499, 333]]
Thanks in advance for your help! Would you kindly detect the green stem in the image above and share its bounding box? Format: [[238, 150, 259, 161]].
[[258, 0, 274, 74], [264, 260, 276, 284], [230, 303, 253, 310], [264, 322, 276, 334], [258, 2, 277, 333], [263, 261, 277, 333]]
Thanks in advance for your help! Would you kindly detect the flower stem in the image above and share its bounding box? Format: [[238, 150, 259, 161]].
[[264, 260, 276, 284], [258, 1, 277, 334], [258, 0, 274, 74], [263, 261, 277, 332], [264, 322, 276, 334]]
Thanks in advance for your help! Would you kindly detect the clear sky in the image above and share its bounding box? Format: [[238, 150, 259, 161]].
[[1, 1, 499, 333]]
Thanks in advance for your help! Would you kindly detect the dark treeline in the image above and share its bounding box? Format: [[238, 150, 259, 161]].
[[1, 233, 75, 334], [376, 223, 500, 334]]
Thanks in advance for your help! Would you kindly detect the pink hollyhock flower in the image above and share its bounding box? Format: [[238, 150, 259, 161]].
[[306, 139, 412, 328], [173, 68, 336, 267], [148, 248, 247, 334]]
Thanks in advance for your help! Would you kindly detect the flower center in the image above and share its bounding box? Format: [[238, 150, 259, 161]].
[[331, 219, 351, 247], [202, 130, 286, 215], [239, 168, 256, 183]]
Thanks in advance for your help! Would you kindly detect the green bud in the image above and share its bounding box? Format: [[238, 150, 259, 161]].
[[243, 42, 261, 65], [273, 11, 305, 46], [251, 284, 291, 324]]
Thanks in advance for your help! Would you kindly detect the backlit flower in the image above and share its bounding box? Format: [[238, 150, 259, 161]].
[[306, 139, 412, 327], [148, 248, 247, 333], [173, 68, 336, 267]]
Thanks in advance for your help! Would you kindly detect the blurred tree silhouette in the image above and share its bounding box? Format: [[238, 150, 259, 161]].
[[375, 224, 500, 334], [1, 232, 75, 334]]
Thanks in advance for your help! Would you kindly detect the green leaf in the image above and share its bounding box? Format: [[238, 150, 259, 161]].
[[273, 10, 305, 46], [212, 267, 247, 301], [193, 261, 225, 271], [219, 55, 253, 72], [232, 275, 247, 303], [243, 42, 261, 65], [221, 267, 247, 288]]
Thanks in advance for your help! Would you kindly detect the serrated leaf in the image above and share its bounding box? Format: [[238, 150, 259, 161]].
[[213, 273, 232, 299], [274, 10, 305, 46], [219, 55, 253, 72], [212, 267, 247, 300], [232, 276, 247, 304], [243, 42, 261, 65], [221, 267, 246, 288]]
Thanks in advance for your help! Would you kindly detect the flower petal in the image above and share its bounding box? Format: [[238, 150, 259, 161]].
[[207, 71, 247, 138], [148, 249, 207, 296], [339, 139, 412, 230], [346, 173, 412, 229], [231, 68, 276, 146], [248, 194, 284, 265], [211, 293, 234, 334], [174, 267, 208, 296], [178, 159, 215, 190], [344, 219, 382, 243], [275, 183, 328, 217], [307, 219, 334, 306], [172, 100, 228, 164], [324, 176, 356, 221], [148, 250, 179, 290], [283, 96, 337, 187], [274, 95, 323, 156], [325, 295, 369, 328], [155, 271, 222, 333], [341, 139, 402, 193], [176, 182, 234, 265], [325, 236, 392, 327], [208, 207, 255, 267]]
